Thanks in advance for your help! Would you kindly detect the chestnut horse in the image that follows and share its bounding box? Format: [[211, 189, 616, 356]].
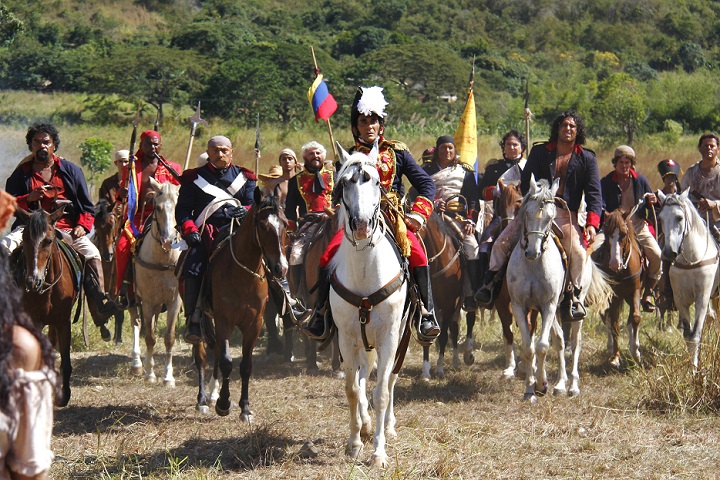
[[592, 209, 644, 366], [193, 188, 289, 420], [15, 207, 77, 406], [417, 210, 462, 380], [91, 198, 125, 344]]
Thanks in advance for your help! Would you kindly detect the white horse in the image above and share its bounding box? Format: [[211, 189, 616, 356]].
[[506, 177, 567, 401], [329, 144, 408, 469], [130, 178, 182, 386], [657, 189, 720, 368]]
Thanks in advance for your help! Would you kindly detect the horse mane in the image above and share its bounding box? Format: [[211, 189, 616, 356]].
[[517, 178, 554, 219], [26, 209, 49, 241], [336, 152, 376, 180], [94, 198, 112, 223], [605, 210, 640, 247], [256, 191, 288, 226], [663, 193, 704, 229]]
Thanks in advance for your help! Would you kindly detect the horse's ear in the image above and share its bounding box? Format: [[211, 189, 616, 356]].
[[528, 173, 538, 194], [336, 142, 350, 167], [498, 178, 506, 190], [149, 176, 162, 192], [15, 207, 30, 223], [680, 187, 690, 200], [657, 190, 666, 204], [49, 204, 67, 224], [254, 186, 263, 204], [551, 176, 560, 196]]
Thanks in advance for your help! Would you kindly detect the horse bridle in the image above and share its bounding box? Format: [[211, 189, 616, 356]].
[[150, 212, 179, 253], [673, 201, 713, 266], [520, 199, 555, 252], [228, 204, 284, 282], [341, 167, 384, 250], [28, 237, 65, 295]]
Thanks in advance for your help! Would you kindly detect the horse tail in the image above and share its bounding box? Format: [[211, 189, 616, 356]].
[[585, 259, 614, 311]]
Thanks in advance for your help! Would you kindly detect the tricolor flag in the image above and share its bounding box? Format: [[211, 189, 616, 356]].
[[124, 158, 140, 238], [308, 74, 338, 121], [454, 87, 479, 180]]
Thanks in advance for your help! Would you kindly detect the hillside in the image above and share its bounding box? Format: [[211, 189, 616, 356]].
[[0, 0, 719, 143]]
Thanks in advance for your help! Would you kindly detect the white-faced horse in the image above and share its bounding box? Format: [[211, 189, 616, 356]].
[[130, 178, 182, 386], [506, 177, 567, 401], [330, 144, 408, 469], [657, 190, 720, 368]]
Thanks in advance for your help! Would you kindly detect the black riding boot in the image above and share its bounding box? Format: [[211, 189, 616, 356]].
[[183, 276, 203, 344], [474, 268, 500, 307], [413, 266, 441, 341], [84, 258, 116, 341], [300, 265, 333, 341], [463, 258, 483, 311], [271, 275, 310, 325]]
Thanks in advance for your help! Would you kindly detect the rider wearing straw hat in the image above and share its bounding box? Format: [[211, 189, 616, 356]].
[[301, 86, 441, 343]]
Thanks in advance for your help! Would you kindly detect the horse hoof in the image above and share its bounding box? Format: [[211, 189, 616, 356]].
[[610, 358, 621, 369], [345, 444, 363, 458], [332, 369, 345, 380], [144, 374, 157, 384], [306, 366, 321, 376], [215, 403, 231, 417], [436, 370, 445, 380], [131, 365, 143, 376], [569, 388, 580, 397], [196, 405, 210, 415], [370, 454, 389, 469], [114, 340, 123, 348], [419, 373, 431, 382], [240, 412, 254, 423], [535, 383, 548, 397], [56, 392, 71, 408], [523, 393, 538, 403], [452, 357, 461, 369], [553, 387, 567, 396], [464, 352, 475, 365], [501, 369, 515, 380], [164, 379, 175, 388]]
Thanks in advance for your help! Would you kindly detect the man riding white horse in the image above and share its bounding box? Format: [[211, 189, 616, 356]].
[[176, 135, 307, 344], [476, 111, 602, 321], [301, 86, 441, 342]]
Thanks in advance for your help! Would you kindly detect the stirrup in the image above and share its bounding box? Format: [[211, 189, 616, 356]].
[[300, 309, 332, 342], [184, 321, 203, 345]]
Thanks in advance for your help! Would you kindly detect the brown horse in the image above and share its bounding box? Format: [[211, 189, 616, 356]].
[[193, 188, 289, 420], [91, 198, 125, 344], [417, 210, 463, 380], [15, 207, 77, 406], [491, 181, 535, 379], [592, 209, 644, 366]]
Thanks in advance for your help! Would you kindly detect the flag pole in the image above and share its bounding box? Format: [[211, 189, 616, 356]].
[[310, 46, 338, 159], [523, 78, 532, 148]]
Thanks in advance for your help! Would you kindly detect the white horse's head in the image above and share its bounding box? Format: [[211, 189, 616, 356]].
[[519, 175, 559, 260], [334, 142, 382, 241], [148, 177, 180, 250], [657, 188, 695, 261]]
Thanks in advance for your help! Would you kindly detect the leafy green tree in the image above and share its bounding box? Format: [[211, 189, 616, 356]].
[[86, 46, 209, 125], [677, 42, 705, 73], [591, 73, 646, 144], [0, 4, 23, 45], [79, 138, 113, 186]]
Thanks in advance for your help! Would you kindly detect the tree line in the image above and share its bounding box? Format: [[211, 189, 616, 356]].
[[1, 0, 720, 144]]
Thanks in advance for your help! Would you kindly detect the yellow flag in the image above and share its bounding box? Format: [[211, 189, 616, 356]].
[[453, 87, 477, 172]]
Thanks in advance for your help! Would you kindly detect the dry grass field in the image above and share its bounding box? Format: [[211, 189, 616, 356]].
[[47, 308, 720, 479]]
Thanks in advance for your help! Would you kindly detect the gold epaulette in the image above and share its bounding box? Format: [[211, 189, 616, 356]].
[[460, 162, 475, 173], [388, 140, 409, 151]]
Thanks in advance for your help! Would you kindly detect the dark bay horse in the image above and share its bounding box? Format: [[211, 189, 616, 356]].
[[91, 198, 124, 344], [417, 210, 462, 380], [592, 210, 646, 366], [15, 207, 78, 406], [193, 188, 289, 421]]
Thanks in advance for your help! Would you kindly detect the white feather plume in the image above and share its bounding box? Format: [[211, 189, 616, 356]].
[[357, 86, 388, 118]]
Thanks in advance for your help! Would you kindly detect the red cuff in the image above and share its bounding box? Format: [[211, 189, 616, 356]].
[[288, 220, 297, 232], [482, 186, 495, 201], [466, 209, 475, 220], [15, 194, 31, 211], [181, 219, 198, 235], [411, 196, 434, 221], [586, 212, 600, 229], [78, 212, 94, 233]]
